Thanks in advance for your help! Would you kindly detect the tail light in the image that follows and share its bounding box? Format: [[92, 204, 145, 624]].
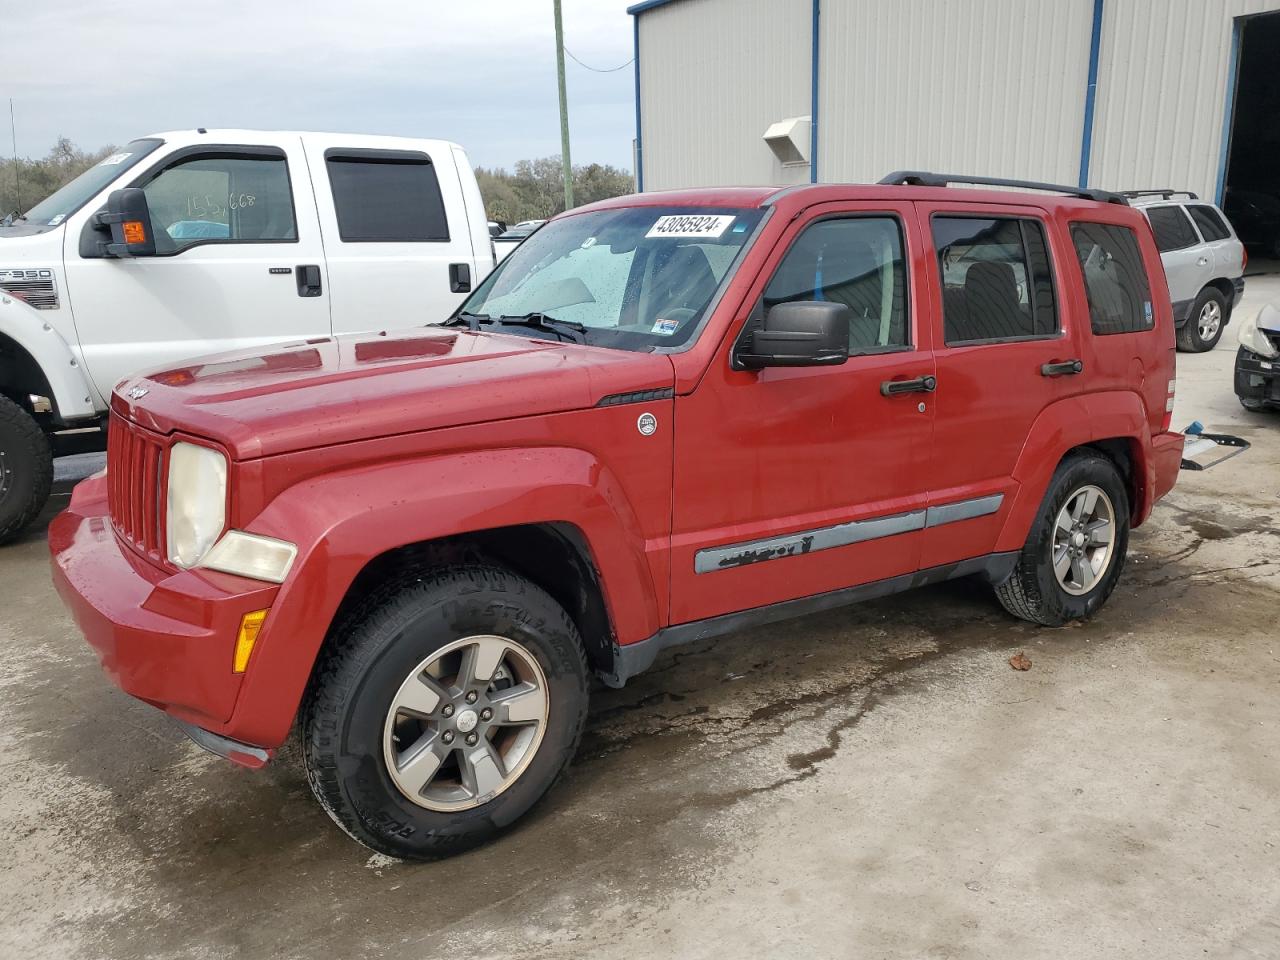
[[1162, 377, 1176, 432], [1242, 246, 1248, 273]]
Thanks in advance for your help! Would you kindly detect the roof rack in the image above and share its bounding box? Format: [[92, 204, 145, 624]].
[[879, 170, 1129, 205], [1120, 188, 1199, 200]]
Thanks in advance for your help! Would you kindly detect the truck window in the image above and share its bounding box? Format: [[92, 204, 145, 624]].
[[1187, 205, 1231, 242], [932, 216, 1058, 344], [325, 153, 449, 242], [763, 217, 908, 351], [1070, 222, 1154, 335], [1146, 205, 1200, 252], [142, 153, 297, 251]]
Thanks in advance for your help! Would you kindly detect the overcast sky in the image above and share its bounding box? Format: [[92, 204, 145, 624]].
[[7, 0, 637, 171]]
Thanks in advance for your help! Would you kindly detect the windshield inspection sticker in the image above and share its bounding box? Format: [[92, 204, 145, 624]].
[[98, 152, 132, 166], [652, 317, 679, 336], [646, 214, 735, 239]]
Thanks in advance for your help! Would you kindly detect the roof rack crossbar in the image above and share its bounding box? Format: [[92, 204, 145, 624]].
[[1119, 188, 1200, 200], [879, 170, 1129, 205]]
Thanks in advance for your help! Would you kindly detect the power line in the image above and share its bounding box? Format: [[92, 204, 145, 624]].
[[564, 47, 634, 73]]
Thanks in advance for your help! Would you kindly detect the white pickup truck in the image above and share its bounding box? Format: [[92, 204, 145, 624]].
[[0, 129, 495, 542]]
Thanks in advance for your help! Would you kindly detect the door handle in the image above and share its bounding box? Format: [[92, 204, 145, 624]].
[[880, 375, 936, 396], [295, 264, 322, 297], [1041, 359, 1084, 377], [449, 262, 472, 293]]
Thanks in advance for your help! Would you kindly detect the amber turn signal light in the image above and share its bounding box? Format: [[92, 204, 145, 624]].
[[234, 609, 269, 673], [122, 220, 147, 244]]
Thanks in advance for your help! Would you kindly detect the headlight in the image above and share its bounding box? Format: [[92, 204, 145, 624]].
[[1239, 304, 1280, 359], [166, 442, 227, 567], [200, 530, 297, 584]]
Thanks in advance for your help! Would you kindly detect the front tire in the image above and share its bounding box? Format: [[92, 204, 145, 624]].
[[1176, 287, 1228, 352], [302, 564, 589, 860], [0, 395, 53, 545], [995, 453, 1130, 626]]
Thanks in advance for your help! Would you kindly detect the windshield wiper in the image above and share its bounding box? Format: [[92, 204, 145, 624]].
[[1, 212, 27, 226], [447, 311, 490, 331], [487, 313, 588, 343]]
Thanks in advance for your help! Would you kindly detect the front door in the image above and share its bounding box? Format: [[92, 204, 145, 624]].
[[668, 202, 936, 625], [913, 202, 1077, 569], [62, 134, 330, 401]]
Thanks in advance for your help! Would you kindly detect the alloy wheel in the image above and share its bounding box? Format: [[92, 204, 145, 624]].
[[1198, 300, 1222, 342], [382, 635, 549, 811], [1051, 484, 1116, 596]]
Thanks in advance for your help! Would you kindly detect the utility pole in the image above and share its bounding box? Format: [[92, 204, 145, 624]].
[[553, 0, 574, 210], [9, 99, 20, 214]]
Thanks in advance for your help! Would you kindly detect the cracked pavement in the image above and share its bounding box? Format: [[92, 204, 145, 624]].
[[2, 278, 1279, 959]]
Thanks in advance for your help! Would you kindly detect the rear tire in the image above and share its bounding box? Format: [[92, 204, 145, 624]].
[[1176, 287, 1227, 353], [995, 453, 1130, 627], [302, 564, 589, 860], [0, 395, 53, 545]]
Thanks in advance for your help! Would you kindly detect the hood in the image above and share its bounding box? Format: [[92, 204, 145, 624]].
[[113, 327, 676, 459]]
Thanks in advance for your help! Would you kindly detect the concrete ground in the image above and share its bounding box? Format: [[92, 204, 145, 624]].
[[2, 282, 1279, 960]]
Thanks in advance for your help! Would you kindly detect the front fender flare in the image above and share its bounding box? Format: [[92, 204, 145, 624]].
[[0, 296, 97, 421], [995, 391, 1153, 553], [230, 446, 663, 747]]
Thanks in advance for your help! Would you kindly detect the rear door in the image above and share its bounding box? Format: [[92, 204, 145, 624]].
[[303, 136, 483, 334], [1185, 203, 1245, 279], [1145, 203, 1211, 318], [668, 201, 936, 624], [914, 202, 1078, 569], [63, 134, 330, 399]]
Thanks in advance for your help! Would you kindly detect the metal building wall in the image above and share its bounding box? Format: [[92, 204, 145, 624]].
[[817, 0, 1096, 186], [636, 0, 812, 190], [1090, 0, 1280, 200]]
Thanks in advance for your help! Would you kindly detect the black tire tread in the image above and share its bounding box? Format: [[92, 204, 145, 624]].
[[0, 394, 53, 545], [301, 562, 588, 859]]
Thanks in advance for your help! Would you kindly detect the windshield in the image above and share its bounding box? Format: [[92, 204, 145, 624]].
[[19, 139, 163, 226], [459, 205, 765, 350]]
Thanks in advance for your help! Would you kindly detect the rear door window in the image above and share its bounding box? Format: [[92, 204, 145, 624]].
[[325, 151, 449, 242], [1187, 205, 1232, 242], [1071, 222, 1154, 335], [931, 216, 1058, 344], [1146, 205, 1201, 252]]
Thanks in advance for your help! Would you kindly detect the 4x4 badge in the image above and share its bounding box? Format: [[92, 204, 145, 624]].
[[636, 412, 658, 436]]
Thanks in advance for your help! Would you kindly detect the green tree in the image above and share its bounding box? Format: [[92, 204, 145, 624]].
[[475, 156, 635, 226]]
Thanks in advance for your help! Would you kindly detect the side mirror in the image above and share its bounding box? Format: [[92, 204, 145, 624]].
[[735, 300, 850, 369], [95, 188, 156, 258]]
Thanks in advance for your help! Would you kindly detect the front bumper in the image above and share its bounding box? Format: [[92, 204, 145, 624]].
[[1234, 346, 1280, 408], [50, 475, 280, 750]]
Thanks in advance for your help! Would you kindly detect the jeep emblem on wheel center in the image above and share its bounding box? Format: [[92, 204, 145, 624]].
[[636, 412, 657, 436]]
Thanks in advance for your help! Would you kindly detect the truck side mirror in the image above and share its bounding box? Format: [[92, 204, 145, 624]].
[[734, 300, 850, 369], [95, 188, 157, 258]]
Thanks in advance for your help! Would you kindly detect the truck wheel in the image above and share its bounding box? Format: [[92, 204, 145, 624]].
[[0, 395, 54, 545], [302, 564, 589, 859], [994, 453, 1129, 627], [1176, 288, 1227, 352]]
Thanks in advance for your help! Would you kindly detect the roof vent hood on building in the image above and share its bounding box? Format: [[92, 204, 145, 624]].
[[763, 116, 811, 166]]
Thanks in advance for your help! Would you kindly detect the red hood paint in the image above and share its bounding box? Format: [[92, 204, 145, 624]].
[[112, 327, 676, 460]]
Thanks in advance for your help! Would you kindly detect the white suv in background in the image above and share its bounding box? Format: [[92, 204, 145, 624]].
[[1126, 190, 1246, 353]]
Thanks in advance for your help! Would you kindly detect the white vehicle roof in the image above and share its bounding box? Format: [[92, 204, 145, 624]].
[[141, 129, 467, 154], [1125, 191, 1215, 209]]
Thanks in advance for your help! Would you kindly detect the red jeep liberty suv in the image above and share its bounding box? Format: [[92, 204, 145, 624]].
[[52, 172, 1186, 859]]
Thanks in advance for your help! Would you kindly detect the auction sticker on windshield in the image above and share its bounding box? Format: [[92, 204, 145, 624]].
[[646, 215, 735, 239]]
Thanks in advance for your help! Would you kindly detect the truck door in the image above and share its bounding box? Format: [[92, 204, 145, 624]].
[[61, 134, 330, 399], [668, 202, 935, 625], [302, 137, 484, 334], [912, 202, 1076, 569]]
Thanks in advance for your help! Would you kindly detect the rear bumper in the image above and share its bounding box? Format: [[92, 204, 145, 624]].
[[50, 476, 280, 747], [1235, 346, 1280, 407], [1231, 275, 1246, 308], [1147, 431, 1185, 515]]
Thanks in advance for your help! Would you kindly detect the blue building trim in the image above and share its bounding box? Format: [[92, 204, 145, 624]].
[[633, 15, 644, 191], [1077, 0, 1105, 189], [810, 0, 820, 182], [1215, 18, 1243, 204], [626, 0, 677, 14]]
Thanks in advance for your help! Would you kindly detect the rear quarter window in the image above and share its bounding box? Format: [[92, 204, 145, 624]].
[[325, 151, 449, 242], [1071, 222, 1154, 336], [1187, 205, 1232, 242]]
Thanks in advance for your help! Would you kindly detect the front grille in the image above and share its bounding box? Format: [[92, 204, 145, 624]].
[[107, 415, 167, 559]]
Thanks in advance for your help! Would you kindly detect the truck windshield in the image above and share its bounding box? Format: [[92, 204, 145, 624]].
[[18, 139, 163, 227], [457, 205, 766, 350]]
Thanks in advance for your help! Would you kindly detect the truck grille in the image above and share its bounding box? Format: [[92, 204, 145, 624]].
[[107, 415, 167, 559]]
